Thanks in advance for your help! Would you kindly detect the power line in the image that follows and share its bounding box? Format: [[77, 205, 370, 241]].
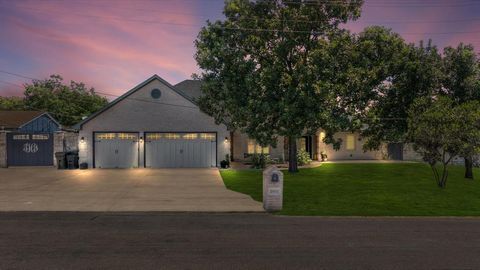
[[6, 5, 480, 36], [11, 2, 480, 25], [0, 80, 24, 88], [0, 70, 198, 109], [0, 70, 35, 80], [28, 0, 480, 8]]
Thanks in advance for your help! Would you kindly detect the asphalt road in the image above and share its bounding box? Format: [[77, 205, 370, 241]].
[[1, 213, 480, 270]]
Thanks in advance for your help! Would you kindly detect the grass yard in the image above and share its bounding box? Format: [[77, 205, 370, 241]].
[[220, 163, 480, 216]]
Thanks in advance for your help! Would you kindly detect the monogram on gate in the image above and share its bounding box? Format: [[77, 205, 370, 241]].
[[23, 143, 39, 153]]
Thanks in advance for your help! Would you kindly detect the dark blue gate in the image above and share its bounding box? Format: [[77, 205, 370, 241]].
[[7, 133, 54, 166]]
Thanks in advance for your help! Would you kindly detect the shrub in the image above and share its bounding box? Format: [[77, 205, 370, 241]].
[[251, 154, 268, 169], [297, 149, 312, 166], [220, 154, 230, 168]]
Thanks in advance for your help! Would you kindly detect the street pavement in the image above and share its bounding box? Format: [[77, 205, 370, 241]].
[[1, 212, 480, 270]]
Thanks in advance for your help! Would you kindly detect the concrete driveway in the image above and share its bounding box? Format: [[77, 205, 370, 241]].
[[0, 168, 264, 212]]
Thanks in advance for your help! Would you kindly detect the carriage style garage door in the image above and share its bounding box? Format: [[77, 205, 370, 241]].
[[94, 132, 139, 168], [145, 132, 216, 168], [6, 133, 53, 166]]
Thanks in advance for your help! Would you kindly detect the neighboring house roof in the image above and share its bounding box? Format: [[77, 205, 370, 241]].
[[75, 74, 198, 129], [0, 111, 59, 130], [174, 79, 203, 101]]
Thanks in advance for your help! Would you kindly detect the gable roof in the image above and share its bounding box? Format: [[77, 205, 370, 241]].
[[76, 74, 198, 129], [0, 111, 58, 130], [174, 79, 203, 101]]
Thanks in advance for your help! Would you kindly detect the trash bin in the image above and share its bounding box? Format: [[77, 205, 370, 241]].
[[65, 151, 79, 169], [55, 152, 66, 169]]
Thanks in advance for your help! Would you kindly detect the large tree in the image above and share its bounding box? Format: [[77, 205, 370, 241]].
[[361, 40, 444, 150], [195, 0, 368, 172], [442, 43, 480, 179], [23, 75, 107, 126]]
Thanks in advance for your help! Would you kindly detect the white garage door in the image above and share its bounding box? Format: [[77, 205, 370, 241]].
[[94, 132, 139, 168], [145, 133, 216, 168]]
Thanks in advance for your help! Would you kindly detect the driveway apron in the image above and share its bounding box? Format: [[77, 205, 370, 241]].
[[0, 168, 264, 212]]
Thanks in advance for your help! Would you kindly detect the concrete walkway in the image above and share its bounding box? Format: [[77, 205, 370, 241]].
[[0, 168, 264, 212]]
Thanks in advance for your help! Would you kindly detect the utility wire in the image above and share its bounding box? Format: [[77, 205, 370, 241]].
[[0, 70, 198, 109], [30, 0, 480, 8], [6, 6, 480, 36], [0, 80, 24, 88], [10, 2, 480, 25]]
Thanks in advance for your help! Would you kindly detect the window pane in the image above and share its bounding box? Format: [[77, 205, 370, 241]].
[[13, 134, 29, 140], [164, 133, 180, 139], [118, 133, 137, 140], [247, 139, 255, 154], [32, 134, 49, 140], [200, 133, 216, 140], [346, 134, 355, 150], [146, 133, 162, 140], [96, 133, 115, 140], [183, 133, 198, 140], [262, 146, 269, 154]]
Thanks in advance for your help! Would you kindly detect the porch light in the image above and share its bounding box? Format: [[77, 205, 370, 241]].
[[224, 137, 229, 143], [139, 136, 144, 143], [80, 137, 85, 144]]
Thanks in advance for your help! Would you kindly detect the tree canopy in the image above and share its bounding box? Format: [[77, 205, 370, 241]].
[[1, 75, 108, 126], [361, 41, 444, 150], [408, 97, 480, 188], [195, 0, 375, 172]]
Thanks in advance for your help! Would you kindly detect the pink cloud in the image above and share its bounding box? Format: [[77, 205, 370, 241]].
[[1, 0, 205, 96]]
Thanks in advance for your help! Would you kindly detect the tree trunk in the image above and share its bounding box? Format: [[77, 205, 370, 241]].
[[440, 165, 448, 188], [288, 136, 298, 173], [464, 156, 474, 179]]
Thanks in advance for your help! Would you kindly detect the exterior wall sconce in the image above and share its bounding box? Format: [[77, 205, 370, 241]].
[[80, 137, 85, 144], [224, 137, 229, 143], [139, 136, 144, 143]]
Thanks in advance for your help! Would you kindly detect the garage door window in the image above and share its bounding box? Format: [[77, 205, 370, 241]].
[[13, 134, 29, 140], [200, 133, 215, 140], [96, 133, 115, 140], [146, 133, 162, 140], [118, 133, 137, 140], [164, 133, 180, 139], [32, 134, 49, 140], [183, 133, 198, 140]]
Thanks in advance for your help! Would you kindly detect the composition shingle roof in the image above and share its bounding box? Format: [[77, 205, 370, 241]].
[[174, 80, 203, 101], [0, 111, 45, 129]]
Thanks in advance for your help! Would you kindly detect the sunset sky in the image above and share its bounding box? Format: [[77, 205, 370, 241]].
[[1, 0, 479, 97]]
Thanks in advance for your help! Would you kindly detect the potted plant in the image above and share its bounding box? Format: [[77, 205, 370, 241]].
[[220, 154, 230, 168], [320, 151, 328, 162]]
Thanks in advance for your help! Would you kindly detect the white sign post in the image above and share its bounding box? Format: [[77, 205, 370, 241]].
[[263, 165, 283, 211]]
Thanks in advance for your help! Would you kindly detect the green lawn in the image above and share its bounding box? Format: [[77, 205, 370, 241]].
[[220, 163, 480, 216]]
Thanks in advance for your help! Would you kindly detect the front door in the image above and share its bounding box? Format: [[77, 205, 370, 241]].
[[387, 143, 404, 160], [300, 136, 313, 159]]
